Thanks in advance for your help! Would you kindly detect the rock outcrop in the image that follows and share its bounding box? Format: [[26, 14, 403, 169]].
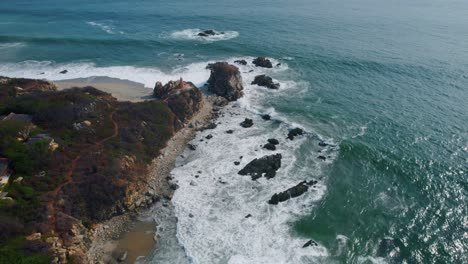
[[238, 154, 282, 180], [268, 180, 317, 205], [252, 57, 273, 68], [0, 76, 58, 97], [252, 75, 280, 89], [154, 79, 204, 127], [198, 30, 221, 37], [207, 62, 244, 101]]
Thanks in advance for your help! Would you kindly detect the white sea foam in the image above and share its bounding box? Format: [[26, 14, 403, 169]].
[[0, 60, 211, 88], [0, 42, 26, 49], [166, 57, 337, 263], [165, 29, 239, 42], [86, 21, 124, 35]]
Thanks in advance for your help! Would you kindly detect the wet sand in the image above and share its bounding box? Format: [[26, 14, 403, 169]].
[[55, 76, 153, 102], [112, 220, 157, 263]]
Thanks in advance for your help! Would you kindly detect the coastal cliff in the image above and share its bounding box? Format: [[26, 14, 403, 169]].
[[0, 77, 211, 263]]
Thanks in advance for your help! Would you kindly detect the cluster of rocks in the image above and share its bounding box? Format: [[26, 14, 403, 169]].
[[263, 138, 279, 150]]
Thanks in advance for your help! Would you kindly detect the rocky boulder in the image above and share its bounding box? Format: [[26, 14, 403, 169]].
[[251, 75, 280, 89], [240, 118, 253, 128], [238, 154, 282, 180], [252, 57, 273, 68], [153, 79, 204, 126], [207, 62, 244, 101], [263, 143, 276, 151], [268, 180, 317, 205]]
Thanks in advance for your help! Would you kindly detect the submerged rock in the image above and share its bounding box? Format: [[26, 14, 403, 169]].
[[318, 141, 328, 147], [251, 75, 280, 89], [287, 128, 304, 140], [226, 129, 234, 134], [268, 180, 318, 205], [261, 114, 271, 120], [234, 59, 247, 65], [240, 118, 253, 128], [207, 62, 244, 101], [238, 154, 282, 180], [59, 70, 68, 74], [252, 57, 273, 68], [318, 155, 326, 161]]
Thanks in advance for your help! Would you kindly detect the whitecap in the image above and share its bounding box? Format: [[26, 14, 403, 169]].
[[86, 21, 124, 35], [0, 42, 26, 49]]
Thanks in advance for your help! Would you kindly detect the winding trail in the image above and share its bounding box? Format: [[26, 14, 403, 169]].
[[48, 110, 119, 233]]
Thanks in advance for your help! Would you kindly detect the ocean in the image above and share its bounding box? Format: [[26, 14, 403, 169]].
[[1, 0, 467, 263]]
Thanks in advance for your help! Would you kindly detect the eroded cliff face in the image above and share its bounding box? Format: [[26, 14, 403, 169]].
[[0, 77, 205, 263], [154, 79, 204, 129]]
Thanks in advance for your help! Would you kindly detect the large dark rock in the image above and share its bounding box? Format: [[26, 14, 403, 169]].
[[153, 79, 204, 127], [252, 57, 273, 68], [60, 70, 68, 74], [207, 62, 244, 101], [238, 154, 282, 180], [287, 128, 304, 140], [268, 180, 317, 205], [240, 118, 253, 128], [251, 75, 280, 90], [263, 143, 276, 151], [268, 138, 279, 145], [261, 114, 271, 120]]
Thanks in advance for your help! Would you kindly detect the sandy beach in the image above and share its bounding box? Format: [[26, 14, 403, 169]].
[[56, 76, 153, 102]]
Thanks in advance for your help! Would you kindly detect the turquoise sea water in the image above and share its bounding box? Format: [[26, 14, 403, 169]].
[[1, 0, 467, 263]]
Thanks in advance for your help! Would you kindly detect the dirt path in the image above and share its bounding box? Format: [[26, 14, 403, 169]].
[[48, 110, 119, 232]]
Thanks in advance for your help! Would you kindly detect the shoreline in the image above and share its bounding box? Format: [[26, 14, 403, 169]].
[[83, 80, 215, 263]]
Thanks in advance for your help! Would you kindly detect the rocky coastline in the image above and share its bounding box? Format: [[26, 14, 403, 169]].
[[0, 57, 322, 263]]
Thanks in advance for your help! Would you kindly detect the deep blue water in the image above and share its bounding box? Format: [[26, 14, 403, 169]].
[[1, 0, 467, 263]]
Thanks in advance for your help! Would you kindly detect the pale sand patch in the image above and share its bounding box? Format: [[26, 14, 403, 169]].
[[55, 76, 153, 102]]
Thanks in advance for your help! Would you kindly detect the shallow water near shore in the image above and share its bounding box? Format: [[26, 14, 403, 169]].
[[1, 0, 467, 263]]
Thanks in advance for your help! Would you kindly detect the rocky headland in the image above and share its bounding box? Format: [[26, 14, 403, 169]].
[[0, 57, 321, 263]]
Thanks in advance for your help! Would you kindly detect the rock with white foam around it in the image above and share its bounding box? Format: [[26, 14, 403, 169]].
[[238, 154, 282, 180]]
